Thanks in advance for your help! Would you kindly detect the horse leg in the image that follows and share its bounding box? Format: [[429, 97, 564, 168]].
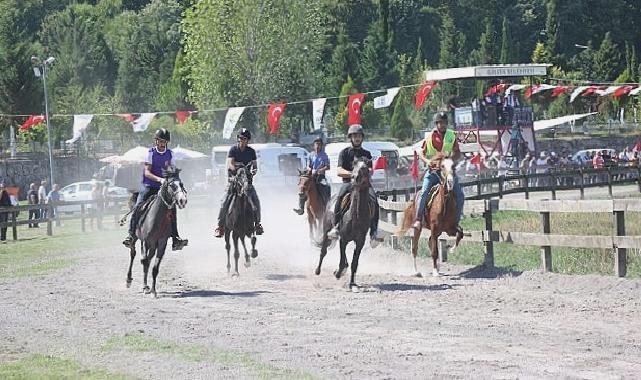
[[126, 245, 136, 288], [141, 244, 151, 293], [412, 227, 423, 278], [225, 231, 231, 273], [429, 233, 440, 277], [240, 237, 250, 268], [334, 239, 349, 279], [150, 243, 166, 298], [315, 236, 329, 276], [250, 236, 258, 258], [232, 233, 240, 277], [349, 241, 365, 291]]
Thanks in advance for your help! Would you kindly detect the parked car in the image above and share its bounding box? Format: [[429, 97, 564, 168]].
[[58, 181, 129, 213]]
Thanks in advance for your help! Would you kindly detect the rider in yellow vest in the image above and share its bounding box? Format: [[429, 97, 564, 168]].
[[413, 112, 465, 232]]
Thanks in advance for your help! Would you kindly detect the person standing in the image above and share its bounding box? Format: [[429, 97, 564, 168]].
[[47, 184, 61, 225], [38, 179, 48, 219], [293, 136, 330, 215], [0, 183, 11, 241], [27, 183, 39, 228]]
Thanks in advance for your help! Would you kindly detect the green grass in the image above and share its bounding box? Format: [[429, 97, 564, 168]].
[[400, 210, 641, 277], [0, 354, 136, 380], [0, 219, 123, 279], [102, 332, 314, 379]]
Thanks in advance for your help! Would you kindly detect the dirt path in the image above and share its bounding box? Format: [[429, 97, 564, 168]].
[[2, 190, 641, 379]]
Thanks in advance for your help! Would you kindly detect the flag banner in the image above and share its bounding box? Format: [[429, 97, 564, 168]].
[[505, 84, 526, 95], [373, 87, 400, 109], [415, 81, 437, 109], [66, 114, 94, 144], [312, 98, 326, 132], [551, 86, 571, 97], [595, 86, 621, 96], [267, 103, 287, 134], [411, 150, 419, 180], [223, 107, 245, 139], [175, 111, 191, 124], [132, 113, 157, 132], [570, 86, 589, 103], [19, 115, 46, 130], [630, 87, 641, 96], [373, 156, 387, 170], [613, 85, 637, 98], [347, 93, 365, 125], [117, 113, 134, 122]]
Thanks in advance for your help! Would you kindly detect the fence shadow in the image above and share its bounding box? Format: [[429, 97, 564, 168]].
[[164, 289, 272, 298], [457, 265, 522, 279]]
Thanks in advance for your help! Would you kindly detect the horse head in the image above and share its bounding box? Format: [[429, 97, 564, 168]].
[[440, 156, 455, 192], [162, 165, 188, 209], [297, 169, 313, 196], [351, 158, 371, 188], [232, 165, 252, 196]]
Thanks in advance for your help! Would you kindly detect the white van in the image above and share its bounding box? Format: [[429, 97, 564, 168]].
[[324, 141, 401, 187], [253, 145, 309, 188]]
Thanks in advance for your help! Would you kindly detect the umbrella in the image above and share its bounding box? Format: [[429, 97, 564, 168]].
[[99, 155, 124, 164], [172, 146, 207, 160], [121, 146, 150, 163]]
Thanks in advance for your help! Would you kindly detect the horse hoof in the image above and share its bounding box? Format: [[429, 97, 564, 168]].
[[143, 286, 151, 294], [126, 280, 133, 288], [414, 272, 423, 278], [432, 269, 441, 277], [251, 249, 258, 258], [333, 269, 346, 279], [314, 268, 321, 276], [152, 291, 157, 298], [244, 260, 251, 268], [232, 272, 239, 278], [350, 284, 360, 293]]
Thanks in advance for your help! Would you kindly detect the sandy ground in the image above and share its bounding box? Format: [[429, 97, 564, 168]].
[[1, 187, 641, 379]]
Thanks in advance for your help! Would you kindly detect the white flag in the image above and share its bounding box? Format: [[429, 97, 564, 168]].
[[66, 114, 93, 144], [570, 86, 589, 103], [505, 84, 526, 96], [312, 98, 326, 131], [595, 86, 621, 96], [132, 113, 157, 132], [373, 87, 400, 109], [223, 107, 245, 139]]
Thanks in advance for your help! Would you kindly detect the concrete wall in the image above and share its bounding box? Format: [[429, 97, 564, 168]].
[[0, 156, 102, 199]]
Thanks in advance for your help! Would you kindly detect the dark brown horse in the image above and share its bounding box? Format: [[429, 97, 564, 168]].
[[315, 159, 374, 291], [126, 166, 188, 297], [399, 154, 463, 277], [296, 170, 329, 241]]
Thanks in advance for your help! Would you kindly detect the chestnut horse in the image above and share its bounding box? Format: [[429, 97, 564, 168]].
[[399, 153, 463, 277], [296, 170, 329, 242]]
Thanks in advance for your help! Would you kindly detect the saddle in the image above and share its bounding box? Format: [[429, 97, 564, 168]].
[[339, 192, 376, 219], [135, 194, 158, 228]]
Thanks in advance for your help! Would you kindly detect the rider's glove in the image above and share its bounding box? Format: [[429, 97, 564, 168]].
[[159, 178, 166, 185]]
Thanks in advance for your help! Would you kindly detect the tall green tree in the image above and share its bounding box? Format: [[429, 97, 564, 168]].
[[478, 17, 497, 64], [544, 0, 560, 65], [358, 5, 398, 91], [437, 8, 457, 69], [499, 16, 513, 63], [593, 32, 623, 81]]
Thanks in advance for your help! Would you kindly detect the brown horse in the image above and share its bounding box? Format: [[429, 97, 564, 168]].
[[399, 153, 463, 277], [296, 170, 329, 241]]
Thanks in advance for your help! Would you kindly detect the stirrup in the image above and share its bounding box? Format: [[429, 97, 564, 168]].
[[214, 226, 224, 238], [292, 208, 304, 215], [255, 223, 264, 235], [172, 237, 188, 251], [122, 236, 134, 248]]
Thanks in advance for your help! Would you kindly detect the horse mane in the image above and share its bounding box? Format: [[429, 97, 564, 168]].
[[162, 165, 181, 178]]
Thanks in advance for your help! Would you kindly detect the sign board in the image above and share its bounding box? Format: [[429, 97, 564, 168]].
[[474, 65, 548, 78]]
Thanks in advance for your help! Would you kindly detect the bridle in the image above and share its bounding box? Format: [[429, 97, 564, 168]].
[[159, 176, 185, 209]]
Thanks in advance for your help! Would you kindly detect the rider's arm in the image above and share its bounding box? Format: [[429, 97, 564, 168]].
[[143, 164, 164, 183], [251, 160, 258, 175], [226, 157, 236, 172], [452, 139, 462, 162], [418, 141, 430, 165]]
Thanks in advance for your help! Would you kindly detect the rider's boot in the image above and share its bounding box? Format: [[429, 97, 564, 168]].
[[255, 223, 264, 235], [172, 237, 188, 251], [214, 225, 224, 238], [122, 234, 135, 248], [292, 196, 305, 215]]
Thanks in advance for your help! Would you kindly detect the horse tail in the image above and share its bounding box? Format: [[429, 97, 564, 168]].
[[398, 196, 417, 235]]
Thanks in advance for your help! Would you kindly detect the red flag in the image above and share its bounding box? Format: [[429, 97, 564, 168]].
[[373, 156, 387, 170], [117, 113, 134, 122], [19, 115, 46, 130], [267, 103, 287, 134], [485, 83, 510, 96], [633, 141, 641, 152], [582, 86, 607, 96], [470, 152, 481, 165], [175, 111, 191, 124], [415, 81, 437, 109], [347, 94, 364, 125], [551, 86, 571, 97], [614, 85, 636, 98], [411, 151, 419, 180]]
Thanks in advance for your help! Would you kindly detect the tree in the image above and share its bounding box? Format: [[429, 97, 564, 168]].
[[325, 28, 359, 93], [531, 42, 551, 64], [478, 17, 497, 64], [499, 16, 513, 63], [437, 8, 457, 69], [358, 6, 398, 91], [332, 75, 356, 132], [390, 89, 411, 139], [544, 0, 560, 65], [593, 32, 623, 81]]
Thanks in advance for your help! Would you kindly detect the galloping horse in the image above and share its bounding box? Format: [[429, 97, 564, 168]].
[[399, 153, 463, 277], [224, 164, 258, 277], [126, 166, 188, 297], [315, 159, 374, 290], [296, 169, 329, 241]]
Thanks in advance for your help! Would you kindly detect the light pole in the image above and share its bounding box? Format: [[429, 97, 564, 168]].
[[31, 56, 56, 187]]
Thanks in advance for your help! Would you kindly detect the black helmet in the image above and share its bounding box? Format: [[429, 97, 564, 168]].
[[237, 128, 252, 140], [154, 128, 171, 142], [347, 124, 364, 138], [432, 111, 448, 123], [313, 136, 324, 144]]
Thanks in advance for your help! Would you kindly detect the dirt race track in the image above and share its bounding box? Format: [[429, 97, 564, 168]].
[[2, 190, 641, 379]]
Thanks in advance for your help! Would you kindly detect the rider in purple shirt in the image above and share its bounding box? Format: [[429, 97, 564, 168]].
[[123, 129, 188, 251], [293, 136, 330, 215]]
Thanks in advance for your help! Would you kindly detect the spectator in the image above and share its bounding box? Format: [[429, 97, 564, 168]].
[[38, 179, 48, 219], [27, 183, 39, 228], [619, 147, 630, 163], [91, 180, 105, 230], [592, 151, 604, 169], [497, 155, 508, 177], [0, 183, 11, 241], [47, 184, 61, 224]]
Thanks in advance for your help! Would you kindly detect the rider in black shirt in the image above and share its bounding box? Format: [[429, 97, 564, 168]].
[[214, 128, 264, 237], [326, 124, 383, 247]]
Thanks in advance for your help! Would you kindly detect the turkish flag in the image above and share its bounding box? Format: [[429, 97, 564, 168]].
[[470, 152, 481, 165], [175, 111, 191, 124], [582, 86, 607, 96], [267, 103, 287, 134], [117, 113, 134, 122], [614, 85, 636, 98], [551, 86, 571, 97], [411, 151, 419, 180], [633, 141, 641, 152], [347, 94, 364, 125], [485, 83, 510, 96], [373, 156, 387, 170], [19, 115, 46, 130], [415, 81, 437, 109]]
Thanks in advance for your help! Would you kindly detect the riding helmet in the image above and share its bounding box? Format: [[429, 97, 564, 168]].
[[313, 136, 324, 144], [347, 124, 364, 138], [432, 111, 448, 123], [237, 128, 252, 140], [154, 128, 171, 142]]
